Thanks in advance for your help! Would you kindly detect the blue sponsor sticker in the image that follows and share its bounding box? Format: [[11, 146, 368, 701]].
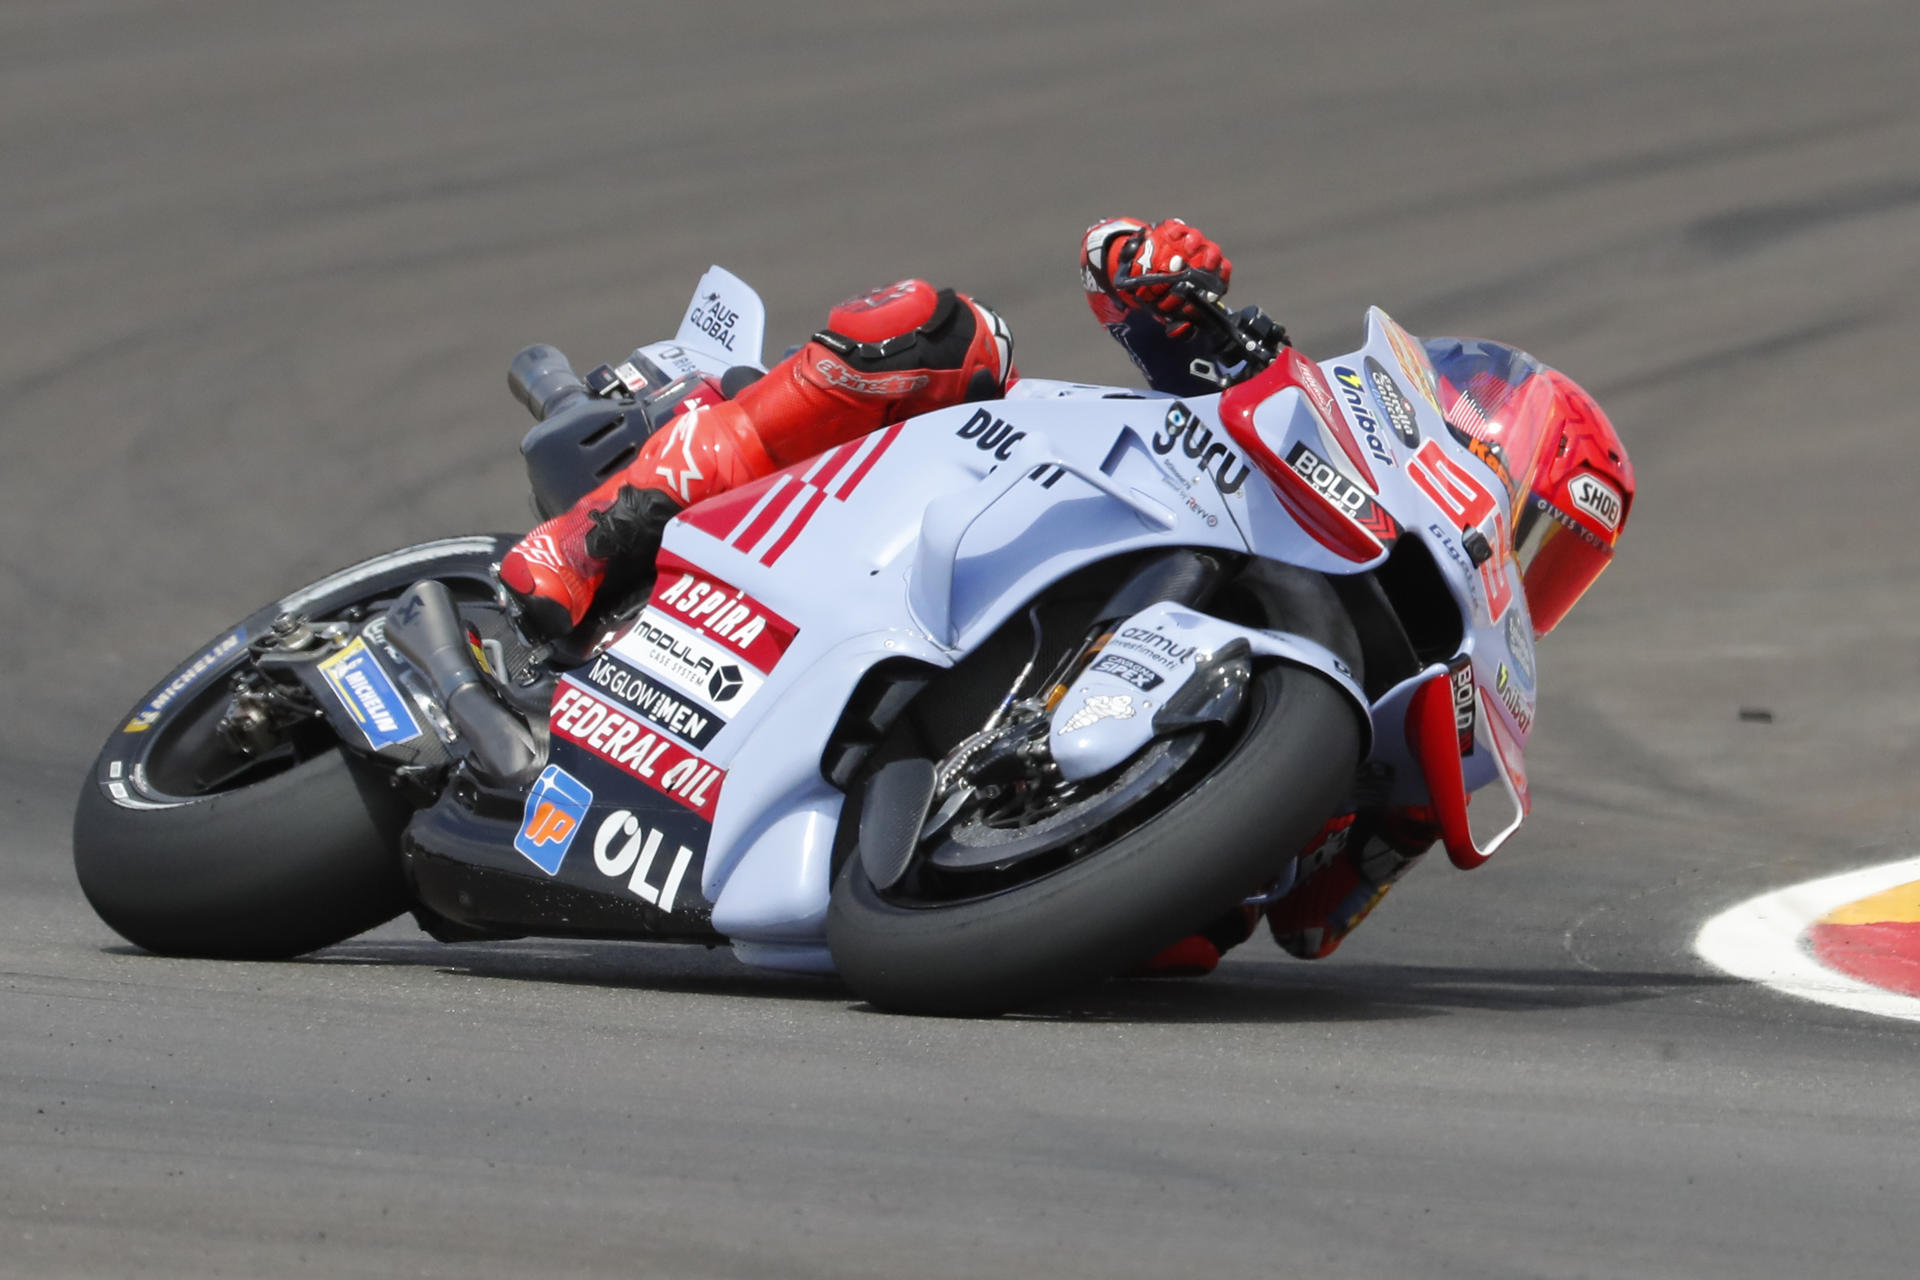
[[318, 637, 422, 749], [514, 765, 593, 875]]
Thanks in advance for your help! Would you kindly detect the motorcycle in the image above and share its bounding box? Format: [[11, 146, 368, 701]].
[[74, 264, 1612, 1015]]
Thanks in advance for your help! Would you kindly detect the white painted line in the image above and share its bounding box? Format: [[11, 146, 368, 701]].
[[1695, 855, 1920, 1023]]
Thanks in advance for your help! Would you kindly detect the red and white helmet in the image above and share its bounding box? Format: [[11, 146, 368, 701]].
[[1425, 339, 1634, 636]]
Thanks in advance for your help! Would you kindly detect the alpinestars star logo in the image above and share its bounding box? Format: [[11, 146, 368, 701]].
[[652, 413, 707, 504]]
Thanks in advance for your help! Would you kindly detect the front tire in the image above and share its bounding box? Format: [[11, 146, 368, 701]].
[[827, 661, 1363, 1016]]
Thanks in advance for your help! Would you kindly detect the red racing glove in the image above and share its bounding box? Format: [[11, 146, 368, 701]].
[[1106, 218, 1233, 340]]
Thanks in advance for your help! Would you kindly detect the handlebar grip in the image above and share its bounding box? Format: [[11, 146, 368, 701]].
[[508, 344, 588, 422]]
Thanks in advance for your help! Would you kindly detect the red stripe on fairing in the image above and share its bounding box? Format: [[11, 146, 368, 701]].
[[833, 423, 901, 500], [730, 474, 798, 555], [805, 438, 860, 492], [760, 483, 830, 566], [1809, 921, 1920, 997], [678, 474, 778, 541]]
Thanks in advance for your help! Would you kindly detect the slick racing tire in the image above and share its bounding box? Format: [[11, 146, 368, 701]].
[[828, 658, 1364, 1018], [73, 535, 516, 959]]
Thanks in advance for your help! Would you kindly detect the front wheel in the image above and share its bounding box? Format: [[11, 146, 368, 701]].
[[73, 535, 517, 958], [826, 661, 1363, 1016]]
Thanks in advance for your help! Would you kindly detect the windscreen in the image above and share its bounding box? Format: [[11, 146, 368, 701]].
[[1421, 336, 1558, 504]]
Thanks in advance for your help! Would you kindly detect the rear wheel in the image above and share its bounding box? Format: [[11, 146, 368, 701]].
[[73, 536, 516, 958]]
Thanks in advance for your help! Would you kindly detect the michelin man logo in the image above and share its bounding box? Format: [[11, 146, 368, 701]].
[[1058, 693, 1136, 735]]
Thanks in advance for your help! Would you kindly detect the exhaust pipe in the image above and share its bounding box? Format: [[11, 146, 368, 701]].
[[386, 580, 541, 785]]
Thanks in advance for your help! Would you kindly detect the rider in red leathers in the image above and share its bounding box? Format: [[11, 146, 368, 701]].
[[499, 216, 1634, 977]]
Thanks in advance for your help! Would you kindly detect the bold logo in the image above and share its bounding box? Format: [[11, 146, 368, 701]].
[[1505, 610, 1537, 688], [1567, 473, 1622, 532], [812, 358, 929, 397], [1332, 365, 1395, 466], [1365, 356, 1419, 447], [649, 556, 798, 675], [1058, 693, 1135, 735], [514, 765, 593, 875], [550, 684, 726, 820], [1090, 653, 1164, 691], [593, 810, 700, 913], [1284, 442, 1399, 547], [585, 653, 723, 749], [1448, 658, 1476, 755], [954, 407, 1026, 460], [123, 630, 246, 732], [317, 637, 421, 749], [1152, 401, 1250, 494]]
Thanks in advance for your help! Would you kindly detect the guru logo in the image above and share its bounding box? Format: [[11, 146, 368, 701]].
[[1152, 401, 1250, 495]]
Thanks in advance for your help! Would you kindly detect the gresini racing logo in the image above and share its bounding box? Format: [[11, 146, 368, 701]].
[[124, 629, 246, 732], [585, 652, 723, 749], [550, 684, 726, 819]]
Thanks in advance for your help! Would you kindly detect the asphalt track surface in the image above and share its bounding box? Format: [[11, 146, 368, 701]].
[[5, 2, 1919, 1276]]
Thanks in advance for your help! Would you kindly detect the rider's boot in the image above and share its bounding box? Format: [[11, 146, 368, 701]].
[[500, 281, 1013, 638], [1266, 808, 1438, 960]]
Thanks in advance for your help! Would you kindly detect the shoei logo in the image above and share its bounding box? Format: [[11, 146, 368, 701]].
[[1332, 365, 1394, 466], [1152, 401, 1250, 495], [1568, 474, 1622, 532], [514, 765, 593, 875]]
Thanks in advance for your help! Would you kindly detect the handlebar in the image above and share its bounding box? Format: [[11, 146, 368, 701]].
[[1108, 266, 1290, 375]]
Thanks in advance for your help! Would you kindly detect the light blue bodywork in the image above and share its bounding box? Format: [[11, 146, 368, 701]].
[[614, 275, 1536, 972]]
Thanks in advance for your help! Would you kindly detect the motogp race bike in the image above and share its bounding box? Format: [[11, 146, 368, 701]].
[[75, 268, 1577, 1015]]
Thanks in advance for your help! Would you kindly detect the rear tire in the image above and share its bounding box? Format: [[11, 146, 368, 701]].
[[72, 535, 517, 958], [74, 747, 413, 958]]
